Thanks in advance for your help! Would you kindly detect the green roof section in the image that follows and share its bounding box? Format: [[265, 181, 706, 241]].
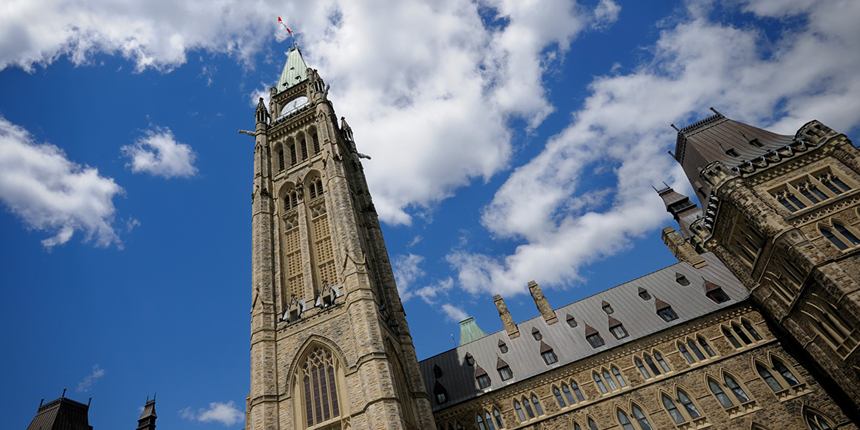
[[277, 47, 308, 93], [459, 317, 488, 345]]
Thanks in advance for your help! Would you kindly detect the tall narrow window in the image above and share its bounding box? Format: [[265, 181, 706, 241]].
[[663, 395, 684, 423], [821, 227, 847, 250], [531, 395, 543, 416], [514, 401, 525, 421], [300, 138, 308, 160], [617, 410, 635, 430], [311, 130, 320, 154], [723, 327, 742, 348], [588, 418, 598, 430], [632, 405, 653, 430], [477, 414, 487, 430], [522, 397, 535, 419], [709, 379, 734, 408], [698, 337, 716, 356], [562, 383, 577, 403], [572, 381, 585, 401], [278, 149, 285, 171], [654, 351, 671, 372], [725, 374, 750, 403], [835, 224, 860, 246], [553, 387, 566, 408], [290, 144, 297, 164], [594, 373, 608, 393], [772, 359, 800, 386], [743, 320, 762, 341], [733, 323, 752, 344], [688, 340, 706, 360], [678, 343, 694, 363], [644, 355, 660, 376], [300, 347, 341, 427], [603, 370, 618, 390], [636, 358, 651, 379], [806, 411, 834, 430], [612, 366, 627, 387], [678, 390, 700, 418], [493, 408, 504, 428], [757, 363, 783, 392], [485, 412, 497, 430]]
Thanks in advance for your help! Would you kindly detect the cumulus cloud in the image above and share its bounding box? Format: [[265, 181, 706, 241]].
[[180, 401, 244, 427], [449, 0, 860, 296], [0, 117, 123, 248], [441, 303, 469, 323], [0, 0, 617, 225], [121, 126, 197, 178], [392, 253, 425, 300], [76, 365, 106, 392]]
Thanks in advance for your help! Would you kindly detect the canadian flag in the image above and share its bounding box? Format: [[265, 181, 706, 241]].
[[278, 17, 292, 34]]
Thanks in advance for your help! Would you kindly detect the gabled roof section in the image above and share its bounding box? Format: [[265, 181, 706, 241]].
[[655, 298, 671, 311], [419, 253, 748, 412], [496, 356, 509, 369], [539, 341, 553, 353], [277, 47, 308, 93]]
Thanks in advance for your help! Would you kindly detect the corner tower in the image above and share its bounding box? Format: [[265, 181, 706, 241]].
[[245, 47, 435, 430], [664, 110, 860, 408]]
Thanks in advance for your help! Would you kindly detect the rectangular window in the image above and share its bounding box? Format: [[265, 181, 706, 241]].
[[477, 374, 491, 388], [499, 366, 513, 381], [542, 350, 557, 365]]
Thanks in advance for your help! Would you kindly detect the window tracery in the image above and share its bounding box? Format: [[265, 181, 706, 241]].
[[678, 336, 715, 364], [769, 168, 854, 213], [297, 346, 342, 428], [635, 350, 671, 380], [723, 319, 763, 349]]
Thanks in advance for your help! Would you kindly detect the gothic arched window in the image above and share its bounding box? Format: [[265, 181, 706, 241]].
[[298, 346, 341, 427]]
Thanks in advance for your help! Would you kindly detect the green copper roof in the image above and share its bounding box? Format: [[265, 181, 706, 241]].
[[277, 48, 308, 92], [459, 317, 488, 345]]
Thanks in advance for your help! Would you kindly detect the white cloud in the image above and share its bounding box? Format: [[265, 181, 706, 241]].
[[441, 303, 468, 323], [448, 0, 860, 296], [180, 401, 245, 427], [0, 117, 123, 248], [392, 253, 425, 300], [76, 365, 106, 392], [0, 0, 619, 226], [121, 126, 197, 178]]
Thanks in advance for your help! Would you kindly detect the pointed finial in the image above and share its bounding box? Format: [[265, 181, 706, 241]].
[[651, 185, 658, 192], [87, 397, 92, 407], [671, 123, 679, 132], [663, 181, 670, 187], [710, 107, 721, 115], [62, 388, 66, 399], [153, 392, 156, 401], [667, 150, 675, 158]]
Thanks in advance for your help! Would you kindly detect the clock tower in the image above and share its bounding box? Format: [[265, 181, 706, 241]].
[[245, 47, 435, 430]]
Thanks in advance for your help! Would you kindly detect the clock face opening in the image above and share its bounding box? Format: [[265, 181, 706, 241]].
[[280, 96, 309, 118]]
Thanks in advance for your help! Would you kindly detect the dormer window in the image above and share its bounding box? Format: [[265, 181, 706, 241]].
[[602, 301, 614, 314], [725, 148, 740, 157], [585, 324, 604, 348], [433, 364, 443, 378], [748, 138, 762, 147], [434, 381, 448, 404], [656, 299, 678, 322], [609, 316, 627, 339], [532, 328, 542, 341], [540, 342, 557, 365], [566, 314, 578, 327], [497, 357, 512, 381], [476, 365, 491, 389], [705, 281, 730, 303], [498, 340, 508, 354], [676, 273, 690, 286], [638, 288, 651, 300], [465, 353, 474, 366]]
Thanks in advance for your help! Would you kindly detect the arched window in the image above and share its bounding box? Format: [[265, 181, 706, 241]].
[[493, 408, 504, 428], [631, 405, 653, 430], [562, 383, 577, 404], [708, 379, 734, 408], [635, 358, 650, 379], [618, 410, 635, 430], [834, 223, 860, 246], [654, 351, 671, 372], [553, 386, 566, 407], [522, 397, 535, 419], [733, 323, 753, 345], [574, 422, 582, 430], [531, 395, 543, 416], [724, 374, 750, 403], [299, 135, 308, 160], [278, 148, 285, 171], [289, 143, 298, 165], [603, 370, 618, 390], [678, 343, 694, 363], [588, 417, 598, 430], [663, 395, 684, 423], [513, 400, 525, 421], [821, 227, 847, 250], [742, 320, 762, 341], [688, 340, 706, 360], [310, 128, 320, 154], [477, 414, 487, 430], [772, 358, 800, 386], [698, 336, 716, 357], [723, 327, 742, 348], [594, 372, 608, 393], [570, 381, 585, 401], [677, 390, 700, 418], [484, 411, 497, 430], [805, 410, 834, 430], [612, 366, 627, 387], [756, 363, 783, 392], [298, 346, 341, 427]]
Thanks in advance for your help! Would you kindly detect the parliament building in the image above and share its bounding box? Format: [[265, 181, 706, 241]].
[[244, 47, 860, 430]]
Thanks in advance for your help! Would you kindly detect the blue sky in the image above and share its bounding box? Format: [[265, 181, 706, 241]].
[[2, 0, 859, 428]]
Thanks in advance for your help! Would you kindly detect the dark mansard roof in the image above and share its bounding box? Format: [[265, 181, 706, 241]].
[[27, 397, 93, 430], [419, 253, 747, 411], [673, 112, 795, 199]]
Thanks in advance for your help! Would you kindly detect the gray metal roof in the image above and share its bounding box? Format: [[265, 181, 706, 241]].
[[674, 112, 794, 198], [277, 47, 308, 93], [419, 253, 748, 411]]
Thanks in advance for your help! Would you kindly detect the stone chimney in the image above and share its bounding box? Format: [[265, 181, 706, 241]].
[[662, 227, 707, 268], [528, 281, 557, 324], [494, 295, 520, 339]]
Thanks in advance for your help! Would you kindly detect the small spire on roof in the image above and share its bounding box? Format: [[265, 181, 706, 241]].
[[671, 123, 680, 132]]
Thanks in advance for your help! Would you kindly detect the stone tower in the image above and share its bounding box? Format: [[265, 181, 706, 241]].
[[662, 110, 860, 408], [245, 47, 435, 430]]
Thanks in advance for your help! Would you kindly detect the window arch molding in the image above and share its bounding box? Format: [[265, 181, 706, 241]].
[[752, 352, 806, 396], [287, 337, 350, 429], [285, 137, 298, 166], [801, 406, 836, 430], [279, 181, 301, 211], [614, 401, 655, 430], [817, 218, 860, 251], [634, 348, 672, 380], [658, 385, 704, 426], [272, 141, 286, 172], [303, 170, 326, 201], [704, 369, 755, 414]]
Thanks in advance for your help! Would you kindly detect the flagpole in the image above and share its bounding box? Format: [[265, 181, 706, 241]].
[[277, 17, 295, 49]]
